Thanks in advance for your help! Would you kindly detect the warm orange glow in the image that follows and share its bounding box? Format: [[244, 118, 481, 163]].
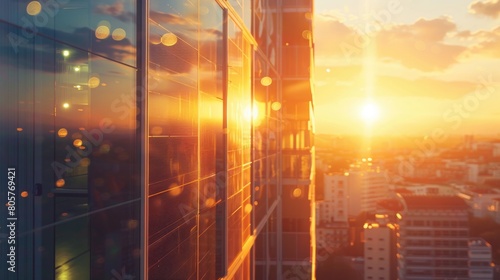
[[244, 203, 253, 214], [205, 198, 215, 208], [21, 191, 29, 198]]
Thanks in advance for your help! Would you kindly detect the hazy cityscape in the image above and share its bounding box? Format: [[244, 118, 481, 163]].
[[315, 134, 500, 279]]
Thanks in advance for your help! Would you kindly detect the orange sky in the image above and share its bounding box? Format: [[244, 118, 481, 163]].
[[313, 0, 500, 136]]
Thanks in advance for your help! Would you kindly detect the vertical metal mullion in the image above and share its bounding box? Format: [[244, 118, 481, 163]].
[[139, 0, 149, 277]]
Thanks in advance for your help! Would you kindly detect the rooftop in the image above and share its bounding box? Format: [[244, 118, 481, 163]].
[[401, 195, 467, 210]]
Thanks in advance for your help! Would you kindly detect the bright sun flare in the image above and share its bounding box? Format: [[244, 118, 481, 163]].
[[360, 102, 380, 123]]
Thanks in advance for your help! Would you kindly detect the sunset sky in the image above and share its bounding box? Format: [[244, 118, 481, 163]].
[[313, 0, 500, 136]]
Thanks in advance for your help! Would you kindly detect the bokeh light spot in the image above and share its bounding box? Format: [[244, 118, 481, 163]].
[[205, 198, 215, 208], [244, 203, 253, 214], [161, 33, 178, 46], [55, 179, 65, 188], [26, 1, 42, 16], [73, 139, 83, 147], [88, 77, 100, 88], [271, 101, 282, 111], [112, 28, 126, 41], [260, 76, 273, 86], [95, 25, 110, 40], [292, 188, 302, 198]]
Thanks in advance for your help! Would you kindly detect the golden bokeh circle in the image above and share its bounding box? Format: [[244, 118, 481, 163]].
[[73, 139, 83, 147], [271, 101, 282, 111], [161, 33, 178, 46], [292, 188, 302, 198], [112, 28, 127, 41], [26, 1, 42, 16], [260, 76, 273, 86], [55, 179, 65, 188], [95, 26, 110, 40], [88, 77, 100, 88]]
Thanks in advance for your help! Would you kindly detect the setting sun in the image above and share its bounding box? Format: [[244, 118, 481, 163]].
[[359, 102, 380, 124]]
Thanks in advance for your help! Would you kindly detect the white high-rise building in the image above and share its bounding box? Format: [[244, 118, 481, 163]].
[[469, 238, 494, 280], [364, 215, 397, 280], [397, 195, 470, 280], [318, 173, 348, 223], [348, 170, 389, 217]]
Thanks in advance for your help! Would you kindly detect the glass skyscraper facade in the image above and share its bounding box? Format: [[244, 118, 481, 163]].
[[0, 0, 315, 279]]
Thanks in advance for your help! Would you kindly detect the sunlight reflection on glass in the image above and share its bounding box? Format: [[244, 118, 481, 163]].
[[244, 105, 258, 121], [62, 103, 70, 109]]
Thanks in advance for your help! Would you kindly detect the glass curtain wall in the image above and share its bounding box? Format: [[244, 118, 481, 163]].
[[146, 0, 225, 279], [0, 0, 141, 279]]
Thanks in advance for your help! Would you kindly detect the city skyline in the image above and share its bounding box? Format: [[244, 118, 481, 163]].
[[313, 0, 500, 136]]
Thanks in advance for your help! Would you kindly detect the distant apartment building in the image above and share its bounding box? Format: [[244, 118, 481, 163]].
[[457, 188, 500, 219], [319, 173, 348, 223], [468, 238, 494, 280], [316, 173, 349, 252], [363, 215, 397, 280], [348, 169, 389, 217], [397, 195, 470, 280], [397, 184, 457, 196]]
